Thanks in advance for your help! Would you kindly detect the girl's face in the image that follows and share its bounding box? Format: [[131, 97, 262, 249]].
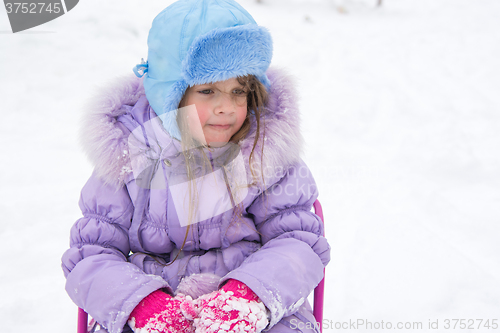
[[180, 78, 248, 148]]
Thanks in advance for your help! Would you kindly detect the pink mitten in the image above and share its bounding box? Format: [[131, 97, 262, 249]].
[[128, 290, 197, 333], [194, 279, 268, 333]]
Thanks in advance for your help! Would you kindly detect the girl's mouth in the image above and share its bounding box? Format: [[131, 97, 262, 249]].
[[208, 124, 231, 130]]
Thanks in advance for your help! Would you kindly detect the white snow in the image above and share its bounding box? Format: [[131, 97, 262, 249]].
[[194, 290, 268, 333], [1, 0, 499, 332]]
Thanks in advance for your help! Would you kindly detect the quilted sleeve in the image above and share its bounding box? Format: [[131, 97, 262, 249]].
[[61, 172, 170, 333], [221, 160, 330, 327]]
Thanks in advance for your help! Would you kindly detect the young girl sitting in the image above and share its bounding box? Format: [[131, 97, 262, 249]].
[[61, 1, 330, 333]]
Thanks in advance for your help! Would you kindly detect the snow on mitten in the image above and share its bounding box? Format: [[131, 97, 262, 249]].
[[128, 290, 197, 333], [194, 279, 268, 333]]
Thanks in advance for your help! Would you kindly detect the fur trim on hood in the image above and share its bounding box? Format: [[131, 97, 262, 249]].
[[80, 68, 303, 187]]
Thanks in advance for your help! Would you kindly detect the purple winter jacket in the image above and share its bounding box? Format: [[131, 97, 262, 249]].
[[61, 68, 330, 333]]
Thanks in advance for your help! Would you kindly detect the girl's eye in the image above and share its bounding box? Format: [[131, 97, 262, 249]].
[[233, 89, 246, 95]]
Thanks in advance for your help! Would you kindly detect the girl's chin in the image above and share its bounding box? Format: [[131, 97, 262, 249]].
[[206, 140, 229, 148], [204, 134, 232, 147], [188, 133, 230, 147]]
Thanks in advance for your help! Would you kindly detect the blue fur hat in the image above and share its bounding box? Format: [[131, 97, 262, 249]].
[[136, 0, 273, 140]]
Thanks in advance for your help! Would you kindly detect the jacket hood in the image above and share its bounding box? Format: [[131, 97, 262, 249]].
[[80, 68, 303, 187]]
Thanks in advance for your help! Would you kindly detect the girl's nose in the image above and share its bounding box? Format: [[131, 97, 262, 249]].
[[213, 92, 235, 114]]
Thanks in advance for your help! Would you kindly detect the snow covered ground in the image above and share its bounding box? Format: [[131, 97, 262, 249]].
[[1, 0, 499, 332]]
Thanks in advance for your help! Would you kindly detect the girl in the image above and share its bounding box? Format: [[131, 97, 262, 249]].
[[61, 1, 330, 333]]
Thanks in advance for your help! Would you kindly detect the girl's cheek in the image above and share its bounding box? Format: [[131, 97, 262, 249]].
[[182, 104, 206, 144], [236, 107, 247, 126], [195, 106, 210, 126]]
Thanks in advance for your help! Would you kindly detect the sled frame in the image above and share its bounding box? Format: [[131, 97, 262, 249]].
[[77, 200, 326, 333]]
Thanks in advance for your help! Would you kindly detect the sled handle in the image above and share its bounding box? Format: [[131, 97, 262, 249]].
[[77, 308, 88, 333], [312, 199, 325, 333]]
